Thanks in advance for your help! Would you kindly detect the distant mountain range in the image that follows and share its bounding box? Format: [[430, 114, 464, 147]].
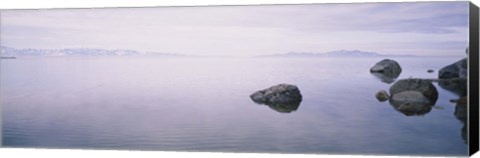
[[1, 46, 416, 58], [259, 50, 416, 58], [0, 46, 142, 57], [0, 46, 191, 57]]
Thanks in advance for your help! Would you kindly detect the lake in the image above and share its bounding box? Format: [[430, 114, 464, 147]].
[[0, 57, 468, 156]]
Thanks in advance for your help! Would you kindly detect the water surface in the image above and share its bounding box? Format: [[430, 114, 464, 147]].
[[1, 57, 468, 155]]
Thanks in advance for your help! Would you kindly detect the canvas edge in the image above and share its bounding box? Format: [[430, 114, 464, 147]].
[[0, 1, 476, 157], [469, 1, 480, 156]]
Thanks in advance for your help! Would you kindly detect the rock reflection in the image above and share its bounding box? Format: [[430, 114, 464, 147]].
[[371, 72, 400, 84], [438, 78, 467, 97], [453, 97, 467, 144], [436, 50, 468, 144], [437, 77, 467, 144], [263, 102, 301, 113], [371, 48, 469, 144], [388, 95, 435, 116]]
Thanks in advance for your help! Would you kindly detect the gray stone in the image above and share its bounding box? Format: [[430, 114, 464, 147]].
[[370, 59, 402, 83], [438, 58, 467, 79], [388, 79, 438, 116], [375, 90, 389, 102], [250, 84, 302, 113], [389, 78, 438, 101]]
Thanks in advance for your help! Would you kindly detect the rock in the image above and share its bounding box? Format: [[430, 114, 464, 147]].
[[427, 69, 434, 73], [250, 84, 302, 113], [389, 79, 438, 101], [388, 79, 438, 116], [466, 47, 469, 54], [389, 92, 434, 116], [375, 90, 389, 102], [438, 58, 467, 79], [370, 59, 402, 74], [370, 59, 402, 83]]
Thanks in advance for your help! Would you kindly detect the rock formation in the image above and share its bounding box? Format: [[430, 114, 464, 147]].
[[250, 84, 302, 113], [370, 59, 402, 83], [388, 79, 438, 116], [438, 58, 467, 79], [375, 90, 389, 102]]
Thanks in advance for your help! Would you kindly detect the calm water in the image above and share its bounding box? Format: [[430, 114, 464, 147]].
[[1, 57, 468, 156]]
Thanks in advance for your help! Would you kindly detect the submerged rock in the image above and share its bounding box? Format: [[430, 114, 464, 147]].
[[250, 84, 302, 113], [375, 90, 389, 102], [427, 69, 434, 73], [389, 79, 438, 101], [438, 58, 467, 79], [370, 59, 402, 83], [388, 79, 438, 116]]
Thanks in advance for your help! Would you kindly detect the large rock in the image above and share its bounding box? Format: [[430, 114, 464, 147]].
[[370, 59, 402, 83], [389, 79, 438, 101], [388, 79, 438, 116], [250, 84, 302, 113], [438, 58, 467, 79]]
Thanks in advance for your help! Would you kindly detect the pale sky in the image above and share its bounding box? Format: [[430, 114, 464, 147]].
[[0, 2, 469, 56]]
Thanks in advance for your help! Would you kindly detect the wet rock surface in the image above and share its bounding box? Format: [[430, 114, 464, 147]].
[[388, 79, 438, 116], [370, 59, 402, 75], [438, 58, 467, 79], [389, 79, 438, 101], [369, 47, 468, 143], [250, 84, 302, 113], [370, 59, 402, 83], [375, 90, 389, 102]]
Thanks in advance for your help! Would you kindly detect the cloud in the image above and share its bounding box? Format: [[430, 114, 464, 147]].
[[0, 2, 469, 56]]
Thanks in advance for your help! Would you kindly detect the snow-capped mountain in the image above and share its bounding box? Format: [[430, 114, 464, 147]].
[[259, 50, 415, 58], [1, 46, 140, 57], [322, 50, 380, 57]]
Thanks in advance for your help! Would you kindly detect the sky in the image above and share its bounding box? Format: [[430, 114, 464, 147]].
[[0, 2, 470, 57]]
